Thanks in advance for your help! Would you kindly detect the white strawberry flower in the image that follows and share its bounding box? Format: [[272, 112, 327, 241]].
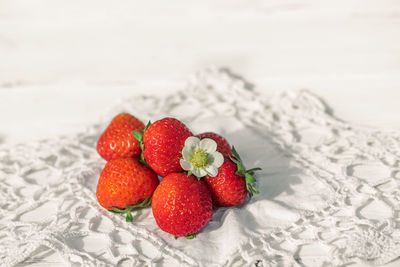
[[180, 136, 224, 178]]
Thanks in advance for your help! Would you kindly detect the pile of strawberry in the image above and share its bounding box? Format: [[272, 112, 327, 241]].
[[96, 113, 260, 239]]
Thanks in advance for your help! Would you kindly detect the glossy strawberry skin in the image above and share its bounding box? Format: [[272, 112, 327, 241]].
[[152, 173, 213, 236], [97, 113, 145, 161], [96, 158, 159, 209], [143, 118, 193, 177], [196, 132, 232, 157], [204, 158, 247, 207]]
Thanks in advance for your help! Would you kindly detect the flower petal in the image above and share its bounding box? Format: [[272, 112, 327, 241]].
[[185, 136, 200, 148], [181, 146, 194, 161], [192, 168, 207, 178], [180, 159, 193, 171], [205, 165, 218, 177], [199, 138, 217, 153], [211, 151, 224, 167]]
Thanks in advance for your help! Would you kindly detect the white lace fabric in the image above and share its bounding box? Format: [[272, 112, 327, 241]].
[[1, 68, 400, 266]]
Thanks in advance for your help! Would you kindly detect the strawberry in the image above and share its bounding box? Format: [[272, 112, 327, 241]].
[[204, 147, 261, 207], [97, 113, 145, 161], [152, 173, 212, 238], [196, 132, 232, 157], [96, 157, 159, 221], [134, 117, 193, 177]]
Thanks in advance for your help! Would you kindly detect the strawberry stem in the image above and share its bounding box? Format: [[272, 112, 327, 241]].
[[229, 146, 261, 198], [109, 197, 152, 222]]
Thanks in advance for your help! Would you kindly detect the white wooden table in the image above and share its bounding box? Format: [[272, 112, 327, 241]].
[[1, 1, 400, 266]]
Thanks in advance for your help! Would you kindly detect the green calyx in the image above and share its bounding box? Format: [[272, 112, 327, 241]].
[[132, 121, 151, 166], [174, 233, 197, 240], [109, 197, 152, 222], [229, 146, 261, 198], [184, 234, 197, 239]]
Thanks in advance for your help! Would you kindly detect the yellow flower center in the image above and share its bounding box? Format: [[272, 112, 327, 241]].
[[190, 148, 209, 169]]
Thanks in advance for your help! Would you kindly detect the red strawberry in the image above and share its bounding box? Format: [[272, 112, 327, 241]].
[[196, 132, 232, 157], [138, 118, 193, 177], [97, 113, 145, 161], [96, 157, 159, 221], [204, 147, 261, 207], [152, 173, 213, 238]]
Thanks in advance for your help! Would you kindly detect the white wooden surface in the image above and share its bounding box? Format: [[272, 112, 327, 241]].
[[1, 1, 400, 266], [1, 0, 400, 145]]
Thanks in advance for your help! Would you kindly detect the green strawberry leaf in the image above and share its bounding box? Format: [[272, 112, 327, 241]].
[[228, 155, 240, 165], [126, 197, 152, 209], [144, 121, 151, 131], [245, 183, 251, 196], [246, 167, 262, 174], [232, 146, 244, 161], [236, 162, 245, 175], [132, 121, 152, 166], [110, 207, 126, 213], [174, 236, 179, 240], [229, 156, 243, 175], [229, 146, 261, 198], [244, 173, 256, 183], [109, 197, 152, 222], [245, 172, 260, 197], [184, 234, 197, 239], [132, 130, 143, 142], [126, 212, 134, 222], [250, 185, 259, 194], [132, 131, 149, 166], [136, 197, 152, 208]]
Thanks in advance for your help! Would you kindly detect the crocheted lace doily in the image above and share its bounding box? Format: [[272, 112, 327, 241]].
[[1, 68, 400, 267]]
